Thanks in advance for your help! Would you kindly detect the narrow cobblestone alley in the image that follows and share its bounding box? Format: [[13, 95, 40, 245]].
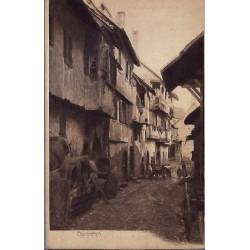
[[66, 178, 201, 244]]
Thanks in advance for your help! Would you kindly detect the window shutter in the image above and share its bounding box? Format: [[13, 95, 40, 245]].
[[119, 100, 122, 123], [125, 61, 129, 79], [112, 56, 117, 85]]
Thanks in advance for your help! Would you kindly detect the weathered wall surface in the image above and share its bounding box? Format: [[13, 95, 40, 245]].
[[109, 142, 130, 181], [158, 144, 169, 165], [131, 92, 150, 124], [132, 141, 144, 177], [49, 97, 86, 155], [182, 140, 194, 160], [109, 119, 132, 143], [49, 95, 109, 158], [145, 141, 156, 165], [66, 112, 86, 156], [49, 100, 60, 136], [49, 1, 115, 116], [115, 51, 135, 103], [50, 0, 87, 105]]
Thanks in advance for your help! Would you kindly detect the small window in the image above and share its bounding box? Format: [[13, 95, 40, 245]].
[[119, 100, 131, 125], [89, 54, 98, 81], [109, 53, 117, 86], [129, 65, 133, 83], [125, 61, 129, 80], [119, 101, 126, 124], [63, 31, 73, 67], [102, 49, 109, 81]]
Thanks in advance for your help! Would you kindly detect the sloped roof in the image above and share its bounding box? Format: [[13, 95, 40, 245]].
[[161, 32, 204, 92], [133, 73, 155, 94], [80, 0, 140, 66], [133, 61, 162, 88]]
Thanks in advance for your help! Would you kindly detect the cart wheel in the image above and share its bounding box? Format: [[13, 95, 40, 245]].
[[184, 194, 192, 241]]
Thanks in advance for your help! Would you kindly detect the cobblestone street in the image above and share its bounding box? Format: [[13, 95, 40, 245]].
[[66, 178, 201, 244]]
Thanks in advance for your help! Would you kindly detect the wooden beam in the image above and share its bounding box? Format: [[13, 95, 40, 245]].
[[192, 87, 201, 97], [186, 87, 201, 104]]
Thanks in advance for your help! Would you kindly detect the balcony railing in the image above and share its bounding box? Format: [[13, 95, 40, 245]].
[[146, 126, 170, 143]]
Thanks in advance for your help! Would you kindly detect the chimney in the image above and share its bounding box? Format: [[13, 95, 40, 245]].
[[132, 30, 139, 53], [116, 11, 125, 28]]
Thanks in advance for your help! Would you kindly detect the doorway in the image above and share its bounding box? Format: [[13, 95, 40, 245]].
[[122, 151, 128, 181]]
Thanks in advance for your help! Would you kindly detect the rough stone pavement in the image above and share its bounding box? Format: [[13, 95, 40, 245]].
[[65, 178, 201, 243]]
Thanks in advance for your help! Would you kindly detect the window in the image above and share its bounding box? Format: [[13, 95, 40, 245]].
[[129, 65, 133, 82], [102, 49, 110, 81], [84, 37, 98, 80], [118, 99, 131, 125], [109, 53, 117, 86], [49, 14, 53, 46], [125, 61, 129, 80], [161, 119, 166, 130], [101, 49, 117, 85], [89, 55, 98, 81], [137, 85, 145, 107], [125, 62, 133, 82], [119, 100, 126, 124], [63, 31, 73, 67]]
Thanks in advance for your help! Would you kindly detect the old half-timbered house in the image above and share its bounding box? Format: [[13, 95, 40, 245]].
[[49, 0, 140, 184], [133, 62, 174, 174]]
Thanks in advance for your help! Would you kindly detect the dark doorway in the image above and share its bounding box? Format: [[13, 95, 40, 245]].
[[169, 144, 175, 159], [129, 146, 134, 175], [156, 150, 161, 168], [122, 151, 128, 181]]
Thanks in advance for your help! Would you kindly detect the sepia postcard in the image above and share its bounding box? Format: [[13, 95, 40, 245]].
[[45, 0, 204, 249]]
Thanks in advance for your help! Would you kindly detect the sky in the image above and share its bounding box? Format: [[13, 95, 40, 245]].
[[93, 0, 204, 112]]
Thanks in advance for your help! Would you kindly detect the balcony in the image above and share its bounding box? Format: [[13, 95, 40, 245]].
[[109, 119, 130, 143], [132, 105, 149, 125], [152, 97, 170, 115], [146, 126, 170, 143]]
